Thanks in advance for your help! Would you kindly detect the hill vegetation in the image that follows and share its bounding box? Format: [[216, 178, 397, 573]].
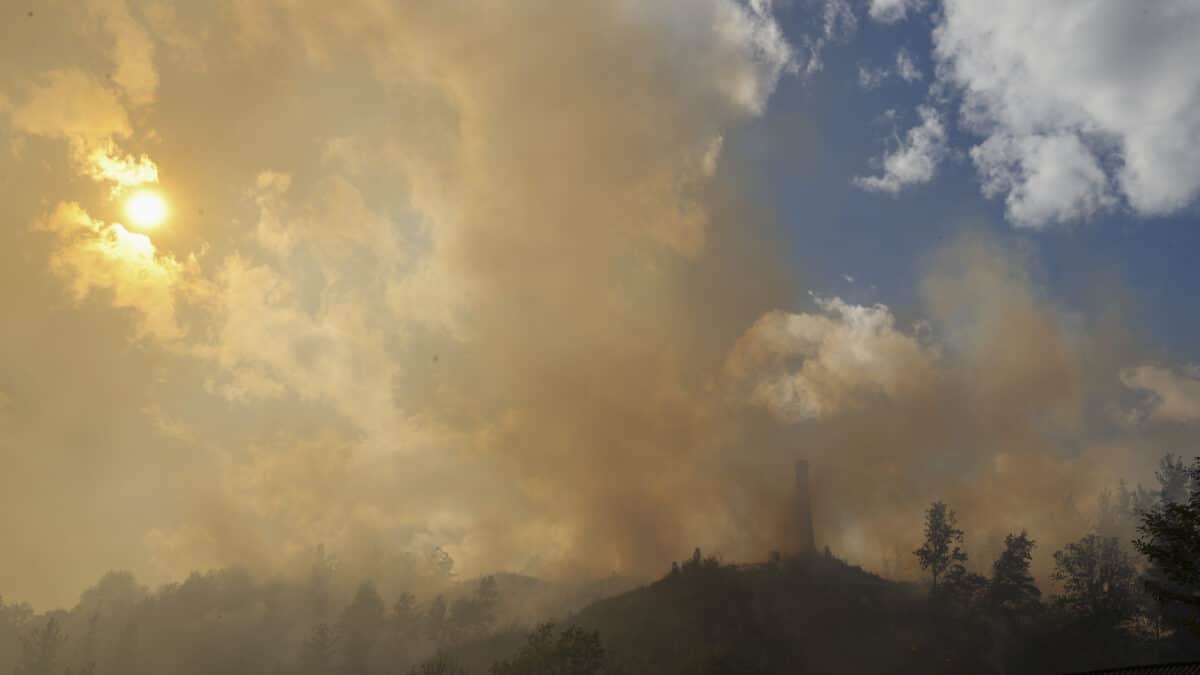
[[2, 456, 1198, 675]]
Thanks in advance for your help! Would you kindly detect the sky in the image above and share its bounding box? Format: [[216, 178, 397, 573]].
[[2, 0, 1199, 610]]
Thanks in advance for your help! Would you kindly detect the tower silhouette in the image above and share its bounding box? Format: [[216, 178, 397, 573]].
[[795, 459, 815, 554]]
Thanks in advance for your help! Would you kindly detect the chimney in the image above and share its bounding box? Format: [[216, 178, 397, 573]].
[[795, 460, 815, 554]]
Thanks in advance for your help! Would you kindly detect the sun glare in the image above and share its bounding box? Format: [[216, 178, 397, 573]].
[[125, 190, 168, 229]]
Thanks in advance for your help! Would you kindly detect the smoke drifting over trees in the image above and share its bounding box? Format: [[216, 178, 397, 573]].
[[2, 0, 1200, 672], [1, 456, 1197, 674]]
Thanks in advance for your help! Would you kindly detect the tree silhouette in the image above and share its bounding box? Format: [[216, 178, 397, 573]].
[[940, 563, 987, 612], [300, 623, 339, 675], [110, 619, 138, 675], [392, 593, 422, 640], [988, 531, 1041, 617], [1155, 454, 1191, 505], [447, 575, 500, 643], [489, 623, 608, 675], [339, 581, 386, 675], [426, 595, 448, 645], [308, 544, 338, 620], [914, 501, 967, 595], [13, 616, 66, 675], [406, 653, 467, 675], [1134, 456, 1200, 631], [1052, 534, 1138, 632]]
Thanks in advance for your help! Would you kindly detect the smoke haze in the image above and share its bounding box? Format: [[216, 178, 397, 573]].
[[0, 0, 1182, 611]]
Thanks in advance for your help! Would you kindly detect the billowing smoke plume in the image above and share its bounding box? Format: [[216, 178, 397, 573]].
[[0, 0, 1178, 609]]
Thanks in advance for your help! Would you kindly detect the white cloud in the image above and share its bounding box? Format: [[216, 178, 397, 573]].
[[727, 296, 937, 421], [857, 64, 888, 90], [857, 48, 922, 90], [798, 0, 858, 76], [1120, 365, 1200, 423], [854, 105, 946, 194], [894, 47, 922, 82], [709, 0, 796, 114], [934, 1, 1200, 226], [971, 133, 1114, 228], [868, 0, 926, 24]]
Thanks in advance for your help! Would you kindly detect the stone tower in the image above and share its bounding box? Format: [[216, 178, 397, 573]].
[[795, 459, 815, 554]]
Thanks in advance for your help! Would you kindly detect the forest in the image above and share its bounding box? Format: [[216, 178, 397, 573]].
[[1, 456, 1197, 675]]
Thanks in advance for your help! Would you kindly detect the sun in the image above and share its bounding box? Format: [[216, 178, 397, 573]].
[[125, 190, 168, 229]]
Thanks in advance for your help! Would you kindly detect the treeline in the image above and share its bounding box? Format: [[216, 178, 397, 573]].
[[1, 455, 1197, 675], [901, 454, 1200, 671], [0, 572, 511, 675]]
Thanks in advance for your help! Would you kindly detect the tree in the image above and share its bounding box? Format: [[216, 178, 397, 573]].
[[70, 612, 100, 675], [914, 501, 967, 595], [392, 592, 424, 643], [988, 531, 1042, 617], [447, 576, 500, 643], [339, 581, 386, 675], [406, 653, 468, 675], [941, 564, 988, 612], [1052, 534, 1138, 631], [1134, 456, 1200, 630], [300, 623, 339, 675], [426, 596, 447, 644], [1155, 454, 1191, 505], [490, 623, 608, 675], [308, 544, 338, 619], [111, 619, 138, 675], [14, 616, 67, 675]]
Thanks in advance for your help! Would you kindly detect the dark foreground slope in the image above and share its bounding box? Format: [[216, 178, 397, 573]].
[[444, 551, 1199, 675], [570, 553, 946, 675]]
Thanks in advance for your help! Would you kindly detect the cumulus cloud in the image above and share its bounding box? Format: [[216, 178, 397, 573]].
[[1120, 365, 1200, 423], [867, 0, 926, 24], [934, 1, 1200, 226], [971, 133, 1114, 228], [854, 105, 947, 193], [727, 297, 938, 421]]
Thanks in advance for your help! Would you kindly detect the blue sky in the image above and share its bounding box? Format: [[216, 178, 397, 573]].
[[735, 2, 1200, 362]]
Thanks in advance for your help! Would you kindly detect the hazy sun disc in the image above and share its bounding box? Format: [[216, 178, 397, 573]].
[[125, 190, 168, 229]]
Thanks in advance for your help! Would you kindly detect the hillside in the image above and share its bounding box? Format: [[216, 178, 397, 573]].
[[439, 549, 1196, 675], [568, 552, 942, 675]]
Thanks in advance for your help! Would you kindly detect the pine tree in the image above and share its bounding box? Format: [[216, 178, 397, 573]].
[[339, 581, 386, 675]]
